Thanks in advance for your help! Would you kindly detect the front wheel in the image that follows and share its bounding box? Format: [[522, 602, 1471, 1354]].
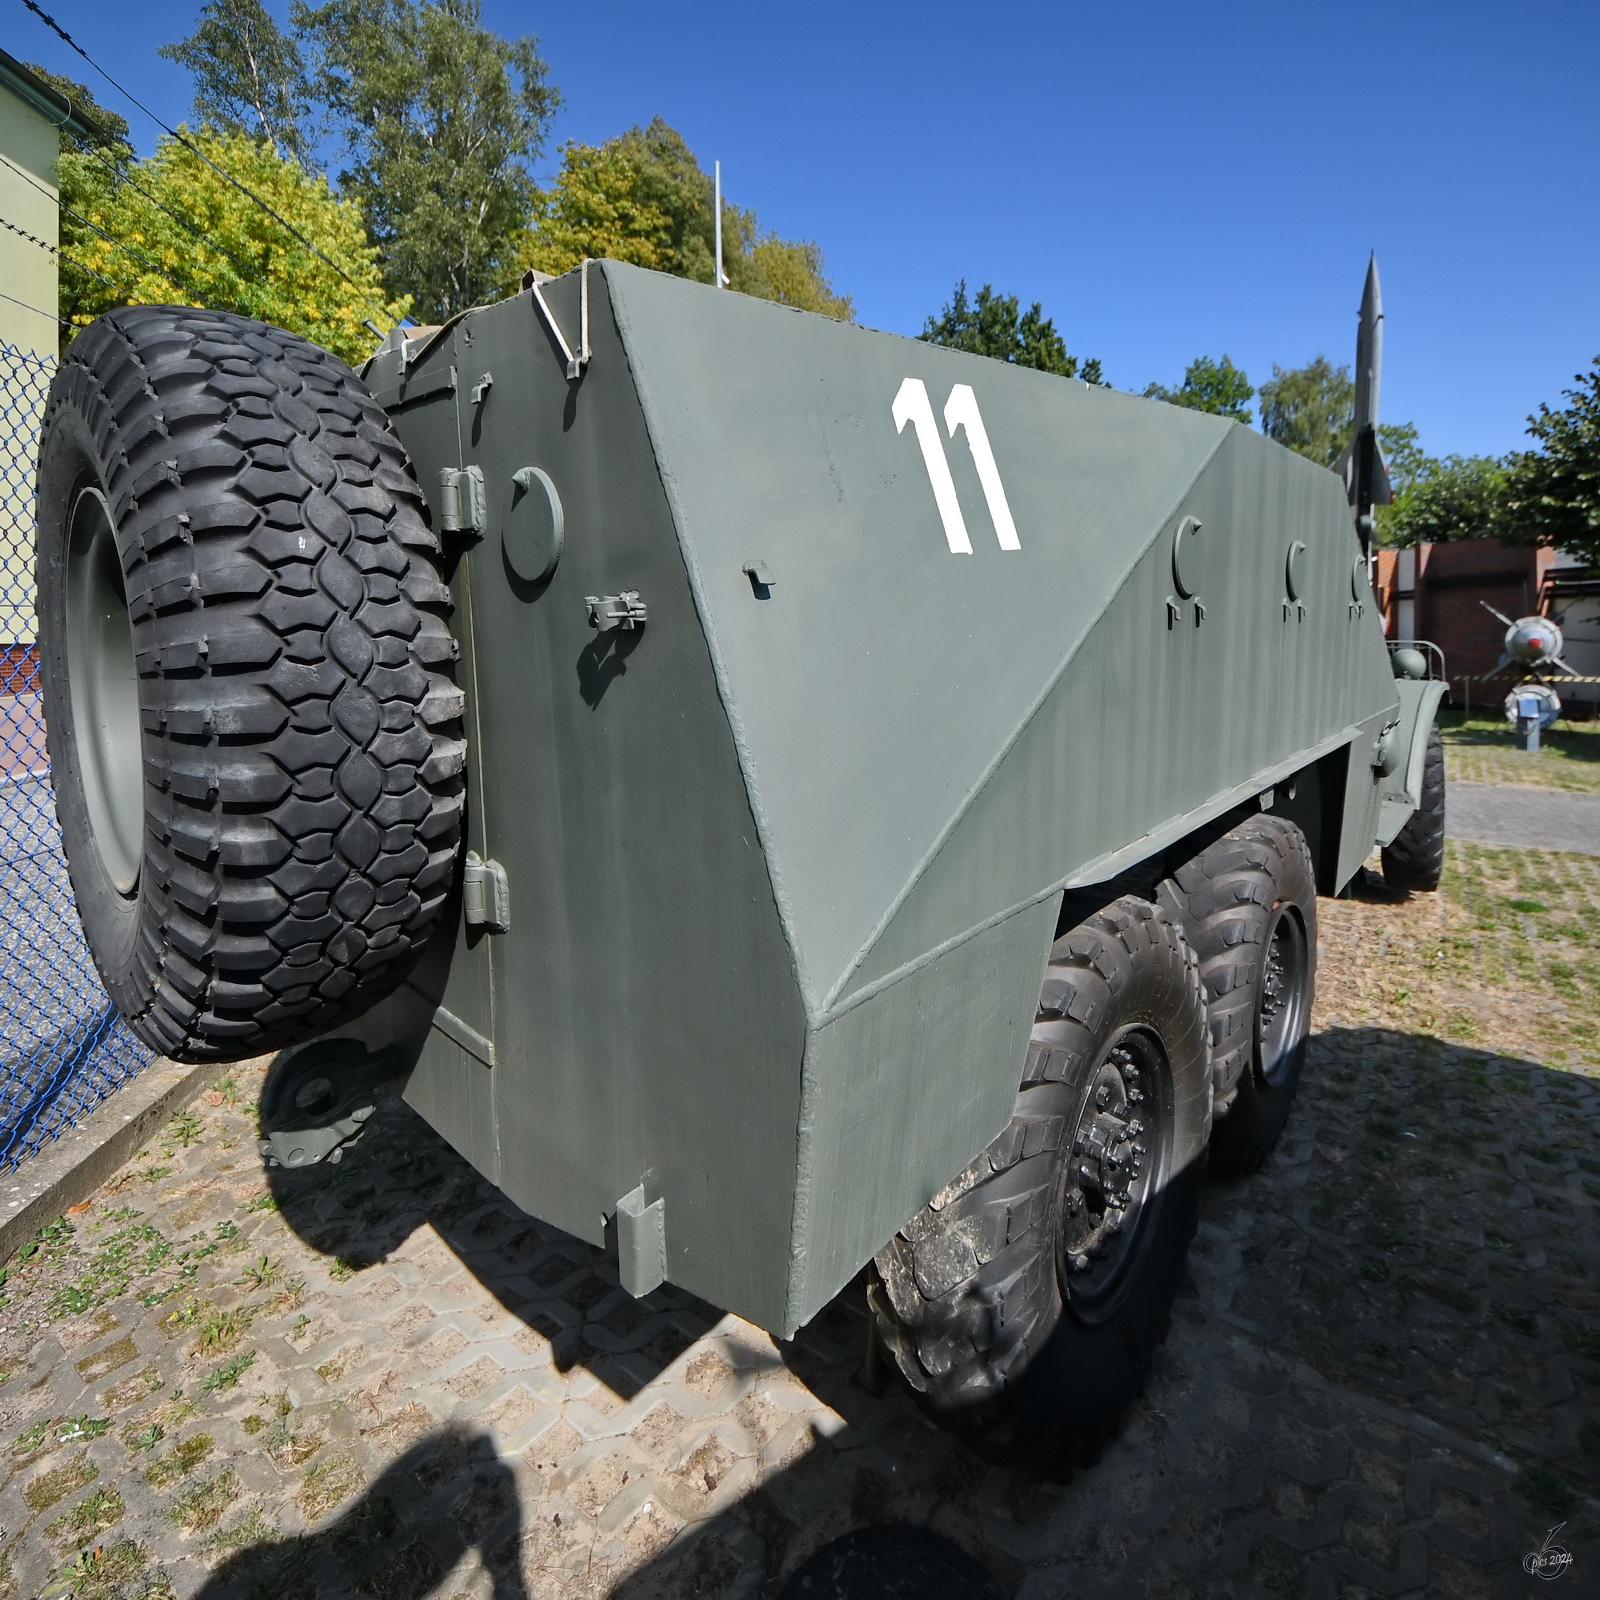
[[1382, 723, 1446, 892], [869, 897, 1210, 1478]]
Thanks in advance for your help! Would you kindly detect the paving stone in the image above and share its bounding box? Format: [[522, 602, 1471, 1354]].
[[0, 905, 1591, 1598]]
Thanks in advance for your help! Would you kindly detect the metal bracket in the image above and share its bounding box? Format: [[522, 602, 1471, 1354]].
[[1166, 596, 1182, 629], [438, 465, 484, 533], [463, 851, 510, 933], [617, 1184, 667, 1298], [1371, 719, 1403, 775], [586, 591, 648, 631], [1193, 599, 1207, 624], [529, 257, 591, 381], [470, 371, 493, 406]]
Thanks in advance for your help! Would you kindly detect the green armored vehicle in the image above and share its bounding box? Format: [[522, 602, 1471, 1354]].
[[34, 263, 1444, 1472]]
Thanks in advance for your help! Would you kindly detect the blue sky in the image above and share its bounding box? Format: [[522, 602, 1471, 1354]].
[[13, 0, 1598, 459]]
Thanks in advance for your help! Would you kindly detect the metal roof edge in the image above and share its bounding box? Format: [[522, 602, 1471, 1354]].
[[0, 47, 113, 149]]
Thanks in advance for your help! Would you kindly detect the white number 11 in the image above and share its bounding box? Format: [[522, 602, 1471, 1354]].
[[892, 377, 1020, 554]]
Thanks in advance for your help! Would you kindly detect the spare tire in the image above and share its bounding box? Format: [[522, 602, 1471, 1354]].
[[35, 306, 466, 1061]]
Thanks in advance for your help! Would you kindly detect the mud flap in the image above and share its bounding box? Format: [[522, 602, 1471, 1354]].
[[1375, 680, 1447, 848]]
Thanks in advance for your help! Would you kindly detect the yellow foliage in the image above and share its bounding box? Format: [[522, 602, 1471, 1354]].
[[525, 139, 673, 276], [747, 235, 853, 320], [522, 125, 852, 321], [61, 128, 407, 365]]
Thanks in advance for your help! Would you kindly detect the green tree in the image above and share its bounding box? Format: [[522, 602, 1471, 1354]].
[[1377, 421, 1427, 497], [744, 236, 853, 318], [525, 119, 852, 318], [295, 0, 560, 320], [1505, 355, 1600, 568], [58, 126, 406, 363], [1258, 356, 1354, 467], [160, 0, 314, 166], [922, 281, 1102, 382], [1143, 355, 1253, 422], [1382, 453, 1509, 547]]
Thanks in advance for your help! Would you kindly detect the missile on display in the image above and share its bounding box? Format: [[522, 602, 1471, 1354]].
[[1334, 253, 1393, 553], [1481, 601, 1577, 675]]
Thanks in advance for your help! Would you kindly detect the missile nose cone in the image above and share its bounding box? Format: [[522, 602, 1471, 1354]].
[[1361, 252, 1383, 322]]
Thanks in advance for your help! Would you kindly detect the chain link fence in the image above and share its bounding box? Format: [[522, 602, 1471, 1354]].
[[0, 341, 151, 1171]]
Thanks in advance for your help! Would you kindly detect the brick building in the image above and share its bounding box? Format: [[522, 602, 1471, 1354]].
[[1373, 539, 1597, 710]]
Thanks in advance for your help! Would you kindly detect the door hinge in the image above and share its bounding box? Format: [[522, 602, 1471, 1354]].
[[463, 851, 510, 932], [438, 465, 485, 533], [586, 591, 648, 631]]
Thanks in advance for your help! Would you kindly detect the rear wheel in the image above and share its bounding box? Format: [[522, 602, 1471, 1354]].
[[1381, 723, 1445, 892], [36, 306, 466, 1061], [1158, 814, 1317, 1176], [869, 897, 1210, 1477]]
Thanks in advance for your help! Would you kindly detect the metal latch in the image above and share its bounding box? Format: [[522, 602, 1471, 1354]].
[[586, 591, 648, 631], [463, 851, 510, 932], [438, 465, 485, 533]]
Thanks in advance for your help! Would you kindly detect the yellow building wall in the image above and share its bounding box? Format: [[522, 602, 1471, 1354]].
[[0, 84, 59, 649], [0, 86, 59, 354]]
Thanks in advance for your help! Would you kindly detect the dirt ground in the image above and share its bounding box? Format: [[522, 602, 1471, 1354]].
[[0, 848, 1594, 1600]]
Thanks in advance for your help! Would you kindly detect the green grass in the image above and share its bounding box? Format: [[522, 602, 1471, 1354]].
[[1439, 707, 1600, 791], [1433, 842, 1600, 1068], [200, 1351, 257, 1393]]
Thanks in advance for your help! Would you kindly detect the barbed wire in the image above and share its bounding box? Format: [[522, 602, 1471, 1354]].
[[0, 210, 124, 297], [0, 148, 217, 310], [0, 285, 69, 329]]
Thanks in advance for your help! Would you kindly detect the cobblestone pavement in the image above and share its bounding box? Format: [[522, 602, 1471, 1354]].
[[0, 896, 1596, 1599]]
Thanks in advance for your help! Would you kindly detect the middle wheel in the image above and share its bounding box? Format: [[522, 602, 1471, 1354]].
[[869, 895, 1210, 1477], [1157, 812, 1317, 1175]]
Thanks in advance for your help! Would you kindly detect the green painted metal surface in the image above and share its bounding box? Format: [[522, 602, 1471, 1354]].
[[346, 261, 1410, 1335]]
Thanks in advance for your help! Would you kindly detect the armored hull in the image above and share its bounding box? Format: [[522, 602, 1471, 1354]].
[[335, 262, 1422, 1334]]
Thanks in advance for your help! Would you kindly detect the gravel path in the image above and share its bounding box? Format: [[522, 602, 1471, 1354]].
[[0, 908, 1593, 1599], [1447, 781, 1600, 855]]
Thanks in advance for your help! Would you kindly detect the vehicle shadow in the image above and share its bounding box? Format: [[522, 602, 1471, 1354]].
[[264, 1085, 721, 1402], [601, 1024, 1600, 1598], [198, 1424, 527, 1599], [255, 1026, 1598, 1599]]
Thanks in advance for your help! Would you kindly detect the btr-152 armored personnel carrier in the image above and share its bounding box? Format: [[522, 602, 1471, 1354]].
[[34, 262, 1444, 1471]]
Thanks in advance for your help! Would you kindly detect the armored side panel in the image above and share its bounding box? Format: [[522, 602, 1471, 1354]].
[[348, 262, 1401, 1336]]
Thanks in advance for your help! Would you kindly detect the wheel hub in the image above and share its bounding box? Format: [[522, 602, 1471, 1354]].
[[1257, 907, 1309, 1088], [1061, 1032, 1167, 1322], [65, 487, 143, 896]]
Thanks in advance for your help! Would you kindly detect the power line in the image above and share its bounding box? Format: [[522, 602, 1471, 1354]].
[[0, 149, 213, 307], [20, 0, 384, 309], [0, 211, 123, 293], [64, 133, 262, 286]]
